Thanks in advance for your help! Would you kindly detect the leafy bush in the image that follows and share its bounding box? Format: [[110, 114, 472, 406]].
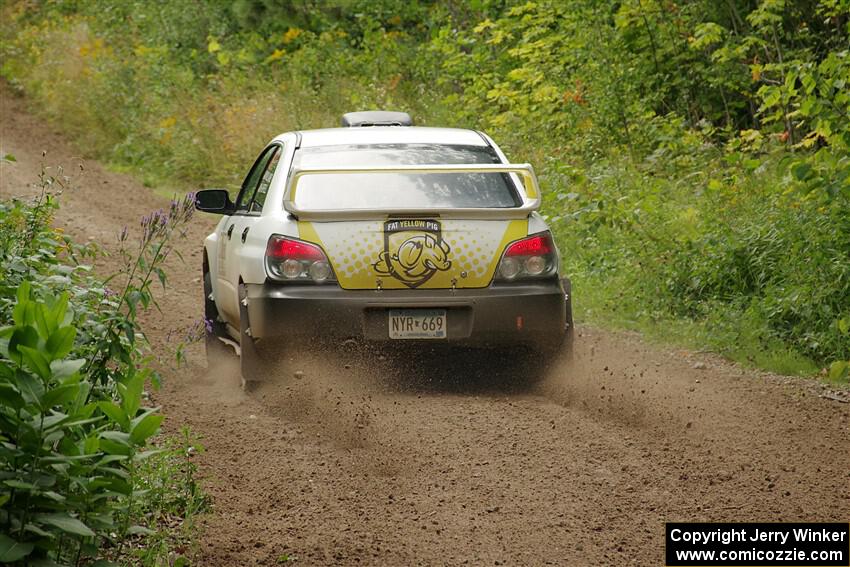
[[0, 169, 205, 564]]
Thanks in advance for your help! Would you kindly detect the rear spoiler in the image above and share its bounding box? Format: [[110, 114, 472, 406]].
[[283, 163, 541, 221]]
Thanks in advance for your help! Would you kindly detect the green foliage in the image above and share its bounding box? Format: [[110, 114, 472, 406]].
[[551, 151, 849, 373], [1, 0, 848, 374], [114, 427, 209, 566], [0, 170, 204, 563]]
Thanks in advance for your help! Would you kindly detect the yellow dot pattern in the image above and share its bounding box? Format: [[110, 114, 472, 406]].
[[306, 220, 524, 289]]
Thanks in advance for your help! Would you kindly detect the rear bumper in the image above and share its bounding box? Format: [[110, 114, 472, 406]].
[[245, 279, 567, 348]]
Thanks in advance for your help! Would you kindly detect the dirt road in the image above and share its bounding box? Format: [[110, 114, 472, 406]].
[[2, 85, 848, 566]]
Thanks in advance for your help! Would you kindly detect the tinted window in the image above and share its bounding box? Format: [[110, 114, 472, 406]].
[[292, 144, 520, 210], [250, 147, 282, 213], [236, 146, 278, 212]]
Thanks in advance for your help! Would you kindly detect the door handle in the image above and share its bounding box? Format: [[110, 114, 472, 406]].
[[241, 227, 249, 243], [227, 224, 235, 239]]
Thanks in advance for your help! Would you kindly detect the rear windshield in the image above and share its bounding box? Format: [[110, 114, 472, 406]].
[[291, 144, 521, 210]]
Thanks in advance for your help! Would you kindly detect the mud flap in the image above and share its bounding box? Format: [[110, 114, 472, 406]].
[[238, 283, 274, 391], [561, 277, 574, 335], [560, 277, 575, 356]]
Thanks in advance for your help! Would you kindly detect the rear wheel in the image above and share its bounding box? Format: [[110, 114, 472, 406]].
[[203, 270, 230, 361]]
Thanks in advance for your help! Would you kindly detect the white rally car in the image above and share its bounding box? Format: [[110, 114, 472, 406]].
[[196, 111, 573, 387]]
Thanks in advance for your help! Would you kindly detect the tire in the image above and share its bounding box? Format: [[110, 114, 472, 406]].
[[237, 282, 274, 391], [203, 270, 231, 361]]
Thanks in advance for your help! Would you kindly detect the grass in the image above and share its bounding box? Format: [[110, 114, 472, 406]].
[[111, 427, 210, 566]]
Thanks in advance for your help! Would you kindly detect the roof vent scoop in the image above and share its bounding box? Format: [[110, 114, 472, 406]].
[[341, 111, 413, 127]]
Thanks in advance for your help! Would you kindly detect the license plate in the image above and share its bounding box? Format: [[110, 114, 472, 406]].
[[388, 309, 447, 339]]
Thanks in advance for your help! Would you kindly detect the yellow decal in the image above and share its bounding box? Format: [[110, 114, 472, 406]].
[[484, 218, 528, 277], [374, 220, 452, 288], [297, 221, 323, 245], [297, 218, 528, 290]]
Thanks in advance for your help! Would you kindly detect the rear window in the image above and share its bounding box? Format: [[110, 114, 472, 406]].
[[291, 144, 521, 210]]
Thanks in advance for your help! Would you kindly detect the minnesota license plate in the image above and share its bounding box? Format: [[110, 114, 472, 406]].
[[388, 309, 447, 339]]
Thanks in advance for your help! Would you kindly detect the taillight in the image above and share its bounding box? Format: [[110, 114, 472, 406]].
[[265, 235, 336, 283], [495, 231, 558, 281]]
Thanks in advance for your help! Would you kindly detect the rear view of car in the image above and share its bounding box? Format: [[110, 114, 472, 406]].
[[195, 112, 573, 387]]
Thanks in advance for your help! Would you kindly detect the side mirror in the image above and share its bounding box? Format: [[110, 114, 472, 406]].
[[195, 189, 234, 214]]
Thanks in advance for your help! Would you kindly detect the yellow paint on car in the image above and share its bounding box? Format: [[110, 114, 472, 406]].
[[297, 219, 528, 290]]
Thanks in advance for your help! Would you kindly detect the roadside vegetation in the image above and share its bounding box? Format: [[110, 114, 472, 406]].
[[0, 160, 207, 565], [0, 0, 847, 378]]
